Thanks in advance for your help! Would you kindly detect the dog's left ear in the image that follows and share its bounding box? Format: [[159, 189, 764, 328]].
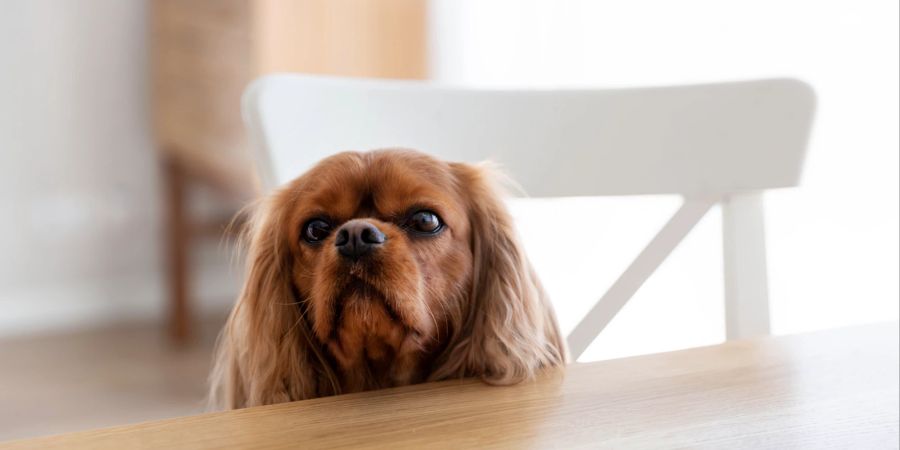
[[432, 162, 567, 385]]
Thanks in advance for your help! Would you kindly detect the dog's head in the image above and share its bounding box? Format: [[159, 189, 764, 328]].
[[210, 149, 565, 409]]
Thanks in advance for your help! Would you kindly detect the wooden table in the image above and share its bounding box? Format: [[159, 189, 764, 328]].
[[4, 323, 897, 449]]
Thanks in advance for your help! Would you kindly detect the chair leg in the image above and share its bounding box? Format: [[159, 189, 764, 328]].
[[722, 192, 771, 340], [164, 158, 191, 344]]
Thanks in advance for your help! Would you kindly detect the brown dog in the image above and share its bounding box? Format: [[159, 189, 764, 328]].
[[209, 149, 566, 409]]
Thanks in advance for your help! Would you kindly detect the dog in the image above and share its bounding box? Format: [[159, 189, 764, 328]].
[[209, 149, 566, 409]]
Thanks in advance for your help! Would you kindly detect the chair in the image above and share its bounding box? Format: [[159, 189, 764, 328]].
[[241, 75, 816, 360]]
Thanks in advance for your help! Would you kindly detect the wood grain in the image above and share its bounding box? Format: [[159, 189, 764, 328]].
[[4, 323, 897, 449]]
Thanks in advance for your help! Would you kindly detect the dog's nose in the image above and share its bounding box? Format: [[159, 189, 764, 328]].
[[335, 220, 386, 259]]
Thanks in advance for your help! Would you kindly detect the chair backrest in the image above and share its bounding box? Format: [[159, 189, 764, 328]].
[[242, 74, 817, 359], [243, 75, 815, 198]]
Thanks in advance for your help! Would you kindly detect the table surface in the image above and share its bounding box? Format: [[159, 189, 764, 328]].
[[4, 322, 897, 449]]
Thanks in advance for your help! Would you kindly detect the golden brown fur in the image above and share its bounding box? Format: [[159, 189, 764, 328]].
[[209, 149, 566, 409]]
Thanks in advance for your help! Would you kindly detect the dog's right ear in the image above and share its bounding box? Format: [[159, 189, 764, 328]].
[[430, 162, 567, 385], [208, 194, 338, 410]]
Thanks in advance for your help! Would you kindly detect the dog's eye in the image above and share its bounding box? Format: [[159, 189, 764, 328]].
[[303, 219, 332, 243], [405, 210, 442, 234]]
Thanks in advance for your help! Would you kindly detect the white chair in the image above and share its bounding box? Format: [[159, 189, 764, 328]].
[[242, 75, 816, 360]]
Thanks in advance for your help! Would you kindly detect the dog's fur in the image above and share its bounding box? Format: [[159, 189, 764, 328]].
[[209, 149, 566, 409]]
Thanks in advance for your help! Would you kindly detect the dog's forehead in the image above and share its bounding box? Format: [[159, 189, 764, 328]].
[[293, 150, 462, 219]]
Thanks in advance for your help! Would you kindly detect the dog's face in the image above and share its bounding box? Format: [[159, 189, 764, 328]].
[[284, 151, 472, 386], [210, 149, 565, 409]]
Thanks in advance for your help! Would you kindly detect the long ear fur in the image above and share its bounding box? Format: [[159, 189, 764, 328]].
[[431, 163, 567, 385], [208, 195, 338, 410]]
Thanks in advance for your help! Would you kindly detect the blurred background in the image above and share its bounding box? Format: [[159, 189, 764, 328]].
[[0, 0, 897, 441]]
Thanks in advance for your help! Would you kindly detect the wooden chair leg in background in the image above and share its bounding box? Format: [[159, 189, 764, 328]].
[[164, 156, 191, 345]]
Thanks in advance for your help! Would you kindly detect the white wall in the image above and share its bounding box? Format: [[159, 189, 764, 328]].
[[430, 0, 899, 360], [0, 1, 237, 336]]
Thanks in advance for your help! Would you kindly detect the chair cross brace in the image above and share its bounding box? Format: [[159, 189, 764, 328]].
[[566, 197, 718, 359]]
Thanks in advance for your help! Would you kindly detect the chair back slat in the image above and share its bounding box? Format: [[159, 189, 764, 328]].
[[244, 75, 815, 197]]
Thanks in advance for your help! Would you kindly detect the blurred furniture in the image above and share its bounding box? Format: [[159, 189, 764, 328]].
[[8, 323, 897, 448], [149, 1, 427, 342], [242, 75, 816, 359]]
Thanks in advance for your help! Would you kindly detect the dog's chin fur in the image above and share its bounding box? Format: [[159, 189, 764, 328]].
[[208, 149, 567, 410]]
